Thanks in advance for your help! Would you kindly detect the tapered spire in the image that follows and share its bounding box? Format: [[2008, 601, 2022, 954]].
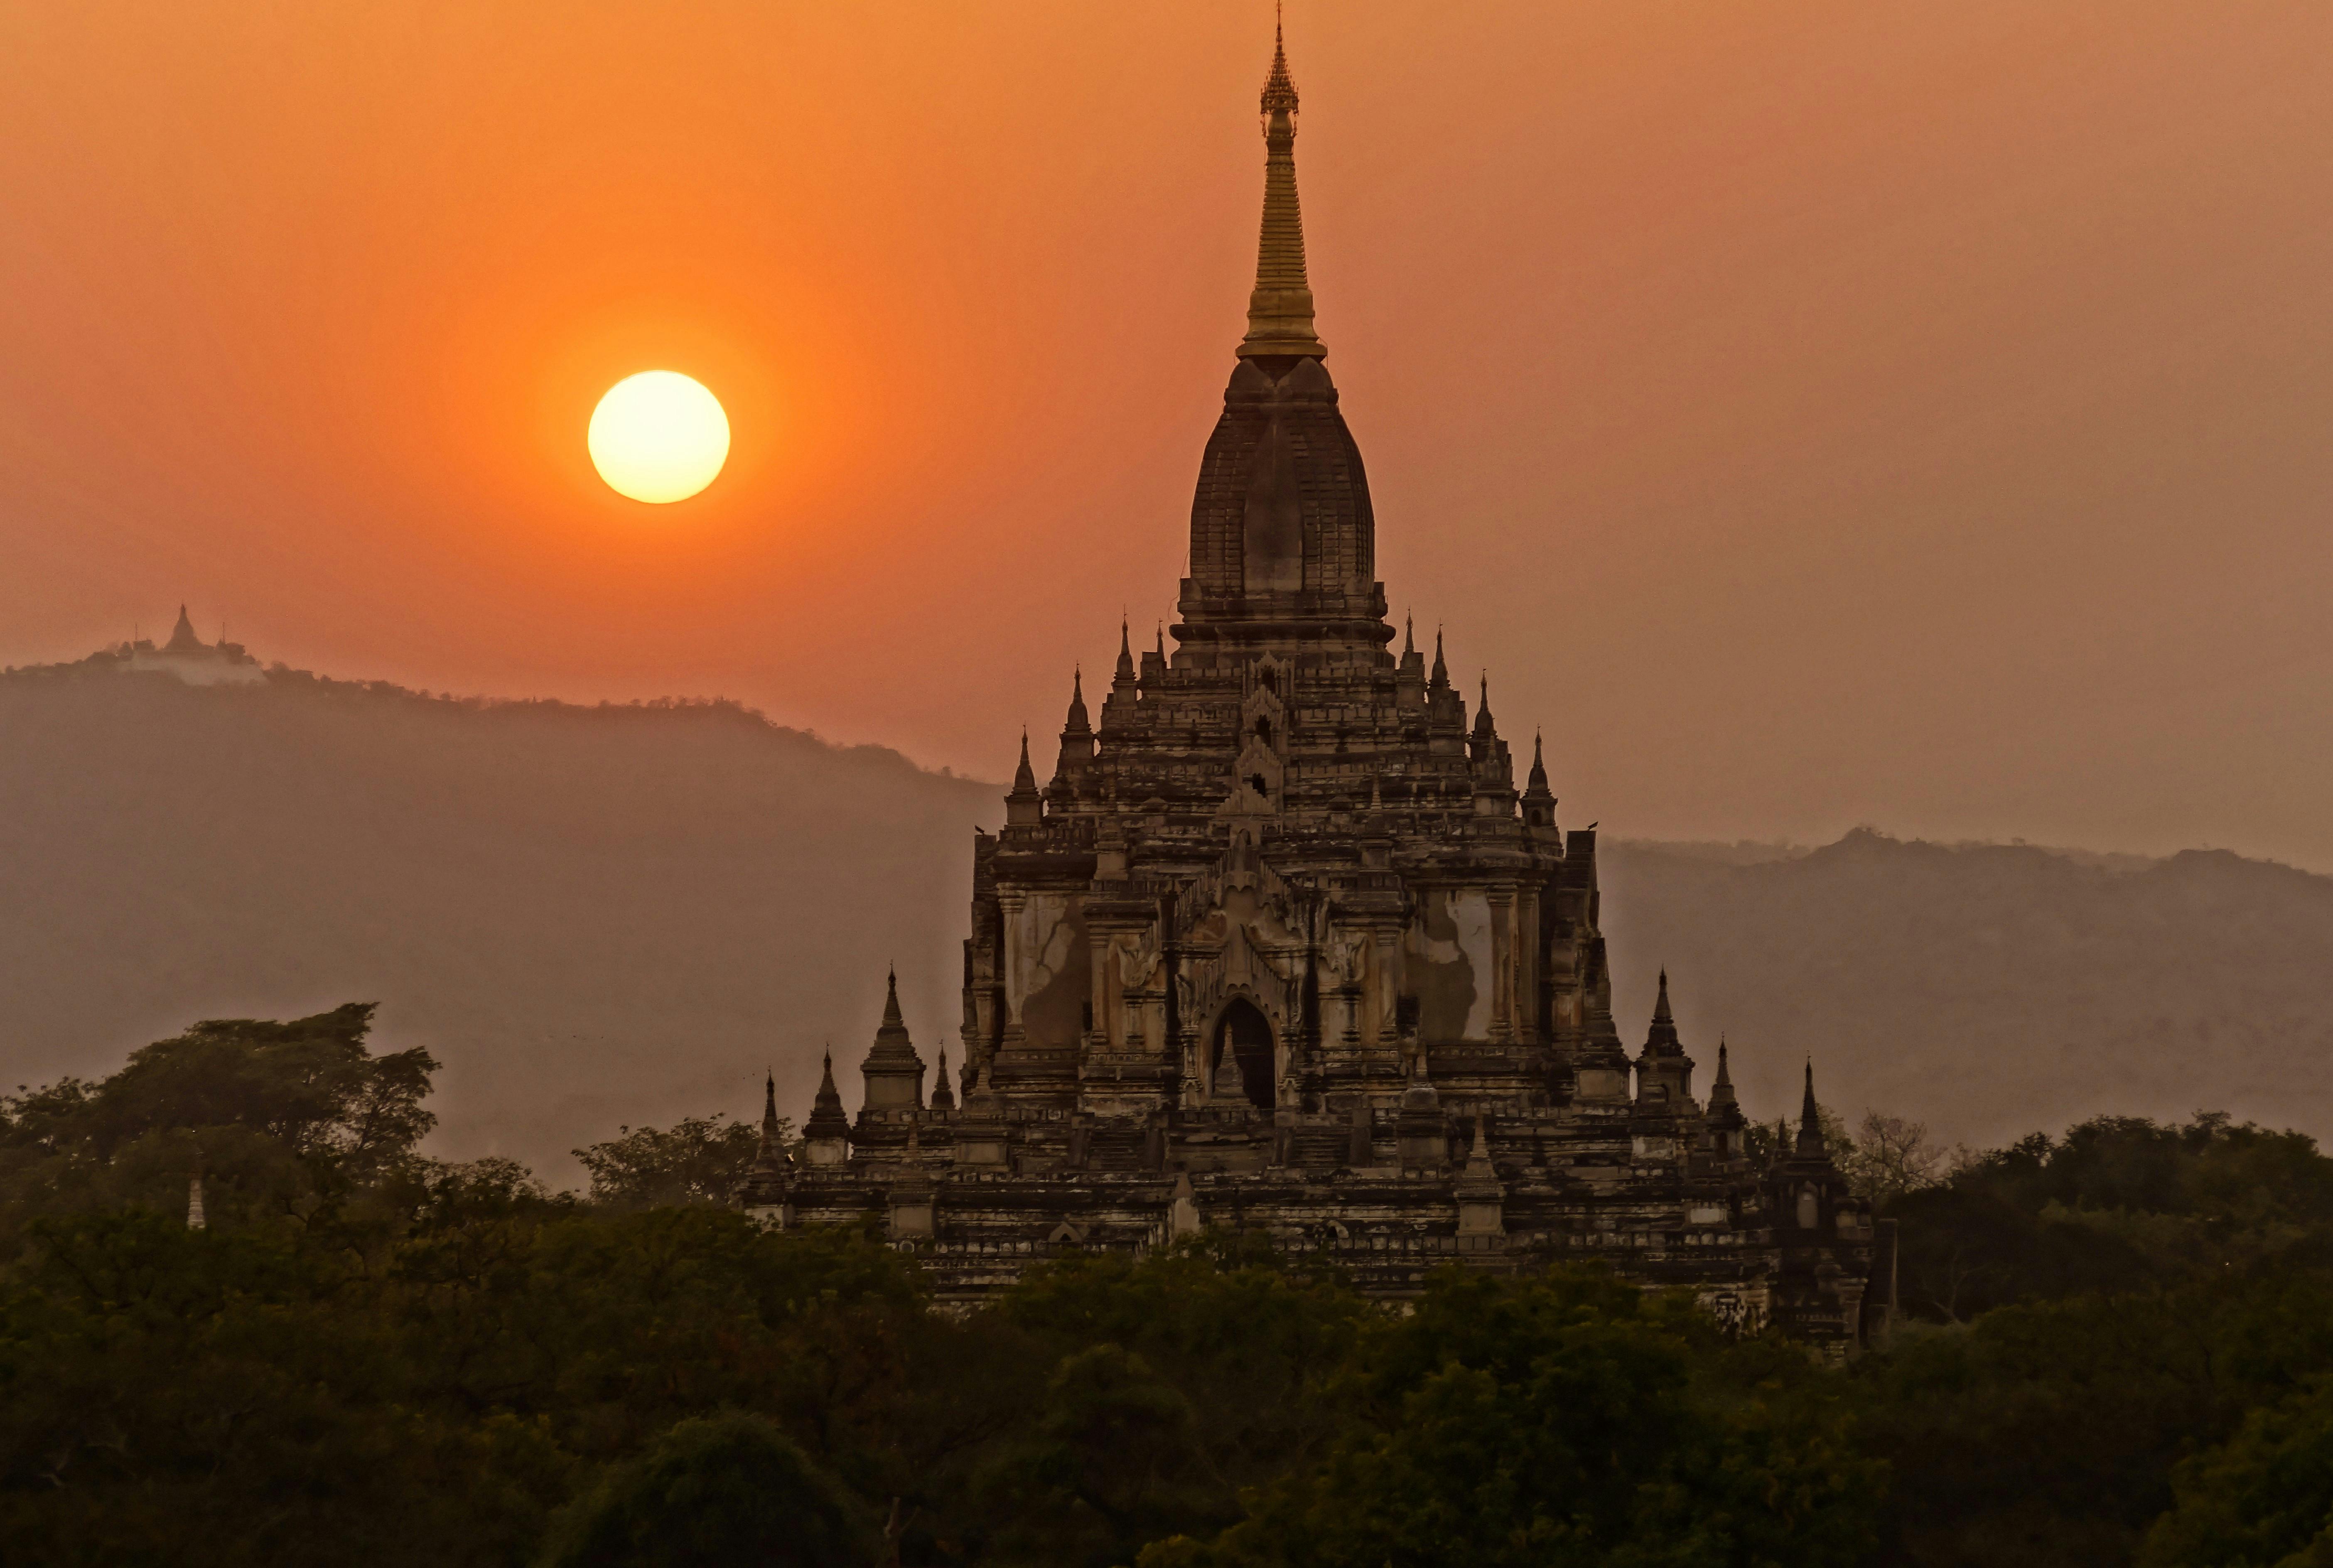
[[860, 964, 929, 1118], [1115, 620, 1136, 682], [1473, 674, 1496, 738], [1053, 670, 1096, 797], [1520, 729, 1556, 827], [1795, 1058, 1827, 1156], [1639, 966, 1685, 1063], [750, 1070, 788, 1174], [1237, 16, 1325, 361], [930, 1043, 956, 1111], [1007, 729, 1043, 824], [1710, 1038, 1737, 1107], [804, 1048, 851, 1149], [1430, 628, 1449, 690]]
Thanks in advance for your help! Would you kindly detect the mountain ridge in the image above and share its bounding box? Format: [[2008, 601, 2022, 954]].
[[5, 662, 2326, 1178]]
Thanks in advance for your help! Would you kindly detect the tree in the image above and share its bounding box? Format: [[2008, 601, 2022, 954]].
[[538, 1411, 871, 1568], [574, 1116, 774, 1209], [1841, 1112, 1946, 1208], [2141, 1377, 2333, 1568], [0, 1004, 435, 1242], [1144, 1267, 1880, 1568]]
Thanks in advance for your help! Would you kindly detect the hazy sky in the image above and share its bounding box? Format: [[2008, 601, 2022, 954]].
[[5, 2, 2329, 867]]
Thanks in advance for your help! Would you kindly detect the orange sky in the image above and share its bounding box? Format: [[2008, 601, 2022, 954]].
[[5, 1, 2330, 867]]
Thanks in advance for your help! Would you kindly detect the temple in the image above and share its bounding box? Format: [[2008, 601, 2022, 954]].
[[744, 28, 1877, 1345]]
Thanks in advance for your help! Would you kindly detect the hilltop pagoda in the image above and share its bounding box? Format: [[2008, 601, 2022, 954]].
[[748, 29, 1877, 1345]]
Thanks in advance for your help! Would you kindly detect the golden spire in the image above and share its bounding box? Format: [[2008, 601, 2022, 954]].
[[1238, 8, 1325, 361]]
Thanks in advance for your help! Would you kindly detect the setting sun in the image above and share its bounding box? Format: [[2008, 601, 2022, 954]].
[[587, 371, 730, 503]]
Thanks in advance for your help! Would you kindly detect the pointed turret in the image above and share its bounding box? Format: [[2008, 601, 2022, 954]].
[[1430, 628, 1450, 691], [1522, 730, 1557, 827], [803, 1049, 851, 1164], [1051, 670, 1096, 799], [1396, 614, 1427, 705], [1796, 1059, 1827, 1156], [1633, 968, 1695, 1106], [738, 1070, 794, 1212], [1710, 1037, 1737, 1109], [1704, 1036, 1748, 1157], [756, 1070, 785, 1161], [1238, 18, 1324, 361], [1103, 623, 1140, 735], [1468, 673, 1515, 807], [1006, 730, 1043, 826], [859, 966, 929, 1119], [930, 1043, 956, 1111]]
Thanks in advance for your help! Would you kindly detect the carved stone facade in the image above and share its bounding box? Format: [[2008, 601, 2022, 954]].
[[742, 31, 1875, 1345]]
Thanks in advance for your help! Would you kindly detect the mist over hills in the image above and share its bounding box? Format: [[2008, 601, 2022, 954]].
[[4, 663, 2327, 1180], [0, 665, 994, 1182], [1600, 832, 2333, 1150]]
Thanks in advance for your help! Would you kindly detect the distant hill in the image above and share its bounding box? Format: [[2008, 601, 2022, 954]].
[[1599, 831, 2333, 1148], [0, 665, 997, 1182], [5, 665, 2327, 1180]]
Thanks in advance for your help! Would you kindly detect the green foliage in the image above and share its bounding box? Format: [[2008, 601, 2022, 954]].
[[574, 1116, 780, 1210], [1144, 1268, 1880, 1568], [1858, 1111, 2333, 1568], [0, 1003, 435, 1245], [15, 1021, 2333, 1568], [1891, 1112, 2333, 1323], [978, 1241, 1369, 1567], [2142, 1377, 2333, 1568], [538, 1411, 871, 1568]]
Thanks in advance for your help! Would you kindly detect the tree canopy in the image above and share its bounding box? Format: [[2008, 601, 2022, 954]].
[[9, 1010, 2333, 1567]]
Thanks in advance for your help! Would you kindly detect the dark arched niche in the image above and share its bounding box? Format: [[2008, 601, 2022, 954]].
[[1213, 999, 1277, 1110]]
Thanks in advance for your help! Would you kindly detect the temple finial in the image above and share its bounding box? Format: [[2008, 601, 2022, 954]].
[[1238, 11, 1325, 361], [1796, 1058, 1827, 1155], [1007, 729, 1043, 824], [1654, 968, 1672, 1023], [1115, 619, 1135, 681]]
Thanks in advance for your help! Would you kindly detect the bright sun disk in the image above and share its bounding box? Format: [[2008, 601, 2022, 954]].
[[588, 371, 730, 504]]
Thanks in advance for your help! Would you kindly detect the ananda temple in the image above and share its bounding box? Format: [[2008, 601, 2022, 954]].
[[740, 30, 1882, 1346]]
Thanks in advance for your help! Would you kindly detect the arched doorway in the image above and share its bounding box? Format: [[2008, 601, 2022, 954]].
[[1213, 999, 1276, 1110]]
